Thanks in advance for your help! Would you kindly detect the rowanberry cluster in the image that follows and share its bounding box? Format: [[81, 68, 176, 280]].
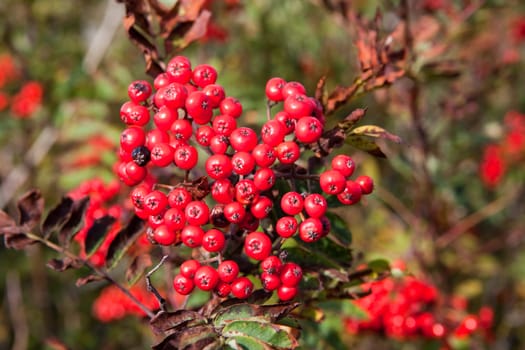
[[116, 55, 374, 301], [344, 264, 493, 342]]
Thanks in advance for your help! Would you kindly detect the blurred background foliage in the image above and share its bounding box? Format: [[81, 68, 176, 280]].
[[0, 0, 524, 349]]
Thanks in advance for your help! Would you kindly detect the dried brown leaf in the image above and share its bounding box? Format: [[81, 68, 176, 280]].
[[42, 196, 74, 239], [47, 257, 83, 272], [75, 274, 104, 287], [126, 254, 152, 286], [4, 233, 37, 250], [59, 196, 90, 245], [17, 189, 44, 229]]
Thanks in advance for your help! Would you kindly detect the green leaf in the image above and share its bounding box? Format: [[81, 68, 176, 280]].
[[105, 215, 145, 269], [84, 215, 116, 257], [345, 134, 386, 158], [225, 335, 273, 350], [213, 304, 260, 327], [325, 212, 351, 245], [41, 196, 74, 239], [367, 258, 391, 274], [222, 321, 298, 349]]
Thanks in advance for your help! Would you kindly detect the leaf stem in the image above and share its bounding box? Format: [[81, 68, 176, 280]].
[[146, 255, 169, 313]]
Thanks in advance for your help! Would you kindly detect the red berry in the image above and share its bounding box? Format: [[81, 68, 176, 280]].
[[173, 274, 194, 295], [331, 154, 355, 177], [284, 94, 313, 119], [144, 190, 168, 216], [192, 64, 218, 88], [213, 114, 237, 136], [166, 56, 192, 84], [265, 77, 287, 102], [280, 262, 302, 287], [171, 119, 193, 141], [146, 129, 170, 149], [154, 106, 177, 131], [282, 81, 307, 99], [181, 225, 204, 248], [253, 167, 276, 191], [252, 143, 276, 168], [337, 180, 362, 205], [211, 179, 235, 204], [230, 127, 258, 152], [220, 97, 243, 118], [303, 193, 328, 218], [206, 154, 233, 180], [130, 185, 149, 209], [231, 151, 256, 176], [124, 161, 147, 183], [275, 141, 300, 164], [299, 217, 324, 243], [294, 116, 323, 143], [261, 255, 283, 275], [274, 111, 296, 134], [186, 91, 213, 124], [163, 82, 188, 110], [250, 196, 273, 219], [214, 281, 232, 298], [164, 207, 186, 231], [128, 80, 152, 103], [280, 191, 304, 216], [168, 187, 192, 209], [127, 103, 150, 126], [230, 277, 254, 299], [355, 175, 374, 195], [209, 135, 230, 154], [261, 120, 286, 146], [203, 84, 225, 108], [223, 201, 246, 223], [153, 224, 178, 245], [173, 144, 198, 170], [276, 216, 298, 238], [244, 231, 272, 261], [185, 200, 210, 226], [120, 127, 146, 153], [217, 260, 240, 283], [277, 285, 298, 301], [320, 169, 346, 195], [150, 143, 175, 167], [261, 272, 281, 291], [194, 266, 220, 291], [180, 259, 201, 278], [235, 179, 259, 205], [195, 125, 216, 147], [202, 228, 226, 253], [154, 73, 170, 90]]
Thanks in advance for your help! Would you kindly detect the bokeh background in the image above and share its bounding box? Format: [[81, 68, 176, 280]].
[[1, 0, 524, 349]]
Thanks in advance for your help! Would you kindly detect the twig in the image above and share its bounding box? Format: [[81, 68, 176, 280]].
[[436, 189, 520, 249], [24, 232, 155, 319], [146, 255, 169, 313]]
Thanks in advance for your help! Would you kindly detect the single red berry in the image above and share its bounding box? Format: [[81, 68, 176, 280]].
[[280, 191, 304, 216], [209, 135, 230, 154], [337, 180, 362, 205], [146, 130, 170, 151], [153, 224, 177, 245], [284, 94, 313, 119], [154, 73, 170, 90], [230, 127, 258, 152], [230, 277, 254, 299], [331, 154, 355, 177], [195, 125, 216, 147], [214, 281, 232, 298], [294, 116, 323, 143], [180, 259, 201, 278], [213, 114, 237, 136], [275, 141, 300, 164], [277, 285, 298, 301], [185, 200, 210, 226], [124, 161, 147, 183], [130, 185, 150, 209], [202, 228, 226, 253], [261, 272, 281, 291], [163, 82, 188, 110], [168, 187, 192, 209], [192, 64, 218, 88], [217, 260, 240, 283], [148, 212, 165, 229], [194, 266, 220, 291], [355, 175, 374, 195], [235, 179, 259, 205], [120, 127, 146, 153], [299, 217, 324, 243], [265, 77, 287, 102], [220, 97, 243, 118], [203, 84, 225, 108], [276, 216, 298, 238], [128, 80, 152, 103], [171, 119, 193, 141], [281, 81, 307, 100], [253, 167, 276, 191], [211, 179, 235, 204], [261, 255, 283, 275], [250, 196, 273, 219], [181, 225, 204, 248], [261, 120, 286, 146], [244, 231, 272, 261], [186, 91, 213, 124], [166, 56, 192, 84], [206, 154, 233, 180], [303, 193, 328, 218], [320, 169, 346, 195], [173, 274, 194, 295], [127, 103, 150, 126], [173, 144, 198, 170], [150, 143, 175, 167], [274, 111, 296, 134], [164, 207, 186, 231], [154, 106, 177, 132], [231, 151, 256, 176], [144, 190, 169, 216], [280, 262, 302, 287], [223, 201, 246, 223], [252, 143, 276, 168]]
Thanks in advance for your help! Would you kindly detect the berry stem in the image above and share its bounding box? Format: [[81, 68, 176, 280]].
[[24, 232, 155, 319]]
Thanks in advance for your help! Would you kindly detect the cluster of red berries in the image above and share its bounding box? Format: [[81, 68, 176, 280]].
[[93, 283, 160, 323], [344, 264, 493, 342], [480, 110, 525, 188], [68, 178, 124, 267], [0, 53, 43, 118], [115, 55, 373, 301]]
